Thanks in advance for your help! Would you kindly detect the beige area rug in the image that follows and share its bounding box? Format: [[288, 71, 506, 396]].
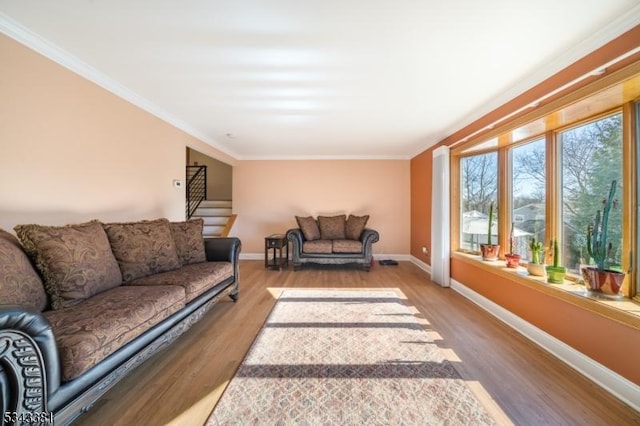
[[207, 289, 503, 425]]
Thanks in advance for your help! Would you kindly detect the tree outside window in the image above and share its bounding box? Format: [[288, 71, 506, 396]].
[[460, 152, 498, 251], [511, 138, 546, 260], [560, 114, 623, 273]]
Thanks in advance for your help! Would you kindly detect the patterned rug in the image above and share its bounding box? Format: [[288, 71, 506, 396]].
[[207, 289, 500, 425]]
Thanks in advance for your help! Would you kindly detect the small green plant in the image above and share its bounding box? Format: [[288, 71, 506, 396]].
[[586, 180, 618, 271], [551, 238, 560, 267], [529, 237, 544, 264]]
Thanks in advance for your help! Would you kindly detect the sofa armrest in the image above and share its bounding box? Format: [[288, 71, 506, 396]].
[[204, 237, 241, 264], [286, 228, 304, 251], [360, 228, 380, 247], [0, 306, 60, 416]]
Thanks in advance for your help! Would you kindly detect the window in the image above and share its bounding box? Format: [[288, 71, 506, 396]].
[[559, 114, 623, 273], [460, 152, 498, 252], [451, 68, 639, 300], [511, 138, 546, 261]]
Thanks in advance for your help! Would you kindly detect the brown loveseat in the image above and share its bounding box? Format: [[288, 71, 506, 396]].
[[0, 218, 240, 425], [286, 214, 379, 271]]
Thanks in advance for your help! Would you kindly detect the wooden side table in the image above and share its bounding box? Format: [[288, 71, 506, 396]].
[[265, 234, 288, 270]]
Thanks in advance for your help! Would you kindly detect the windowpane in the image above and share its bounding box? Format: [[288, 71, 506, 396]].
[[560, 114, 623, 273], [511, 139, 546, 260], [460, 152, 498, 251]]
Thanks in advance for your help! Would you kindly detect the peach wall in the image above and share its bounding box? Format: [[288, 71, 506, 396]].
[[232, 160, 410, 255], [0, 34, 233, 232], [409, 25, 640, 386]]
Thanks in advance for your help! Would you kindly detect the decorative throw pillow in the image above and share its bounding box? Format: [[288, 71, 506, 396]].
[[14, 221, 123, 310], [103, 218, 181, 283], [0, 229, 48, 311], [171, 219, 206, 266], [345, 214, 369, 240], [296, 216, 321, 241], [317, 215, 346, 240]]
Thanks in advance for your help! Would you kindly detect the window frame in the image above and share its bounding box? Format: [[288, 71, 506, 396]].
[[451, 78, 638, 300]]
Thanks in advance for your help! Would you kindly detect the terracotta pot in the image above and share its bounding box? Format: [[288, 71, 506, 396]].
[[505, 253, 521, 268], [581, 266, 625, 295], [546, 266, 566, 284], [527, 262, 546, 277], [480, 244, 500, 261]]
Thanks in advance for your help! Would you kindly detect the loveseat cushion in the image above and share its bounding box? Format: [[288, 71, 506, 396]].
[[332, 239, 363, 253], [43, 285, 185, 382], [126, 262, 233, 303], [14, 221, 123, 310], [171, 219, 206, 266], [103, 218, 181, 283], [0, 229, 48, 311], [296, 216, 320, 241], [345, 214, 369, 240], [318, 215, 346, 240], [302, 240, 333, 254]]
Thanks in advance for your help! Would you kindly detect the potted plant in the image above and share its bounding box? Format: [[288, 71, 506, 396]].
[[527, 236, 545, 277], [480, 202, 499, 261], [546, 239, 566, 284], [582, 180, 625, 296], [504, 222, 521, 268]]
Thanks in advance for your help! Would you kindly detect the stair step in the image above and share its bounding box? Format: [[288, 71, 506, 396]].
[[197, 216, 229, 226], [198, 200, 232, 208], [194, 207, 232, 216], [203, 225, 226, 235]]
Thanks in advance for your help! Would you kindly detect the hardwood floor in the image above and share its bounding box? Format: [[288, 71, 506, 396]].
[[76, 261, 640, 425]]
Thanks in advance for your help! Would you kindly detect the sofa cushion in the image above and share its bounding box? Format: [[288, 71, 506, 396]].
[[14, 221, 123, 310], [103, 218, 181, 283], [317, 215, 346, 240], [0, 229, 48, 311], [302, 240, 333, 254], [44, 285, 185, 382], [127, 261, 233, 303], [332, 239, 364, 254], [295, 216, 320, 241], [171, 219, 206, 266], [345, 215, 369, 240]]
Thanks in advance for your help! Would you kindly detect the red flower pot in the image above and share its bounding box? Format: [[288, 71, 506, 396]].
[[480, 244, 500, 261], [581, 266, 625, 295], [504, 253, 521, 268]]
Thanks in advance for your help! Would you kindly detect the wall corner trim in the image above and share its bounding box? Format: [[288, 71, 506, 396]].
[[410, 256, 432, 275], [450, 278, 640, 412]]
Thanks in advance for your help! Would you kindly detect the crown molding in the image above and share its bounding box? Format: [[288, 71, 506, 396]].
[[0, 12, 241, 160], [236, 154, 412, 161], [411, 5, 640, 159]]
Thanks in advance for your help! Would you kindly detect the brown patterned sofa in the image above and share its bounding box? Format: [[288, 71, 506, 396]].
[[286, 214, 379, 271], [0, 218, 241, 425]]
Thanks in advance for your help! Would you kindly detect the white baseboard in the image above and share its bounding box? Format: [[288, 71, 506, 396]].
[[450, 278, 640, 412], [409, 256, 432, 275]]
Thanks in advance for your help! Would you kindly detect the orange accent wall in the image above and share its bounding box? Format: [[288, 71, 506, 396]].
[[452, 258, 640, 385], [410, 25, 640, 387], [410, 149, 432, 265]]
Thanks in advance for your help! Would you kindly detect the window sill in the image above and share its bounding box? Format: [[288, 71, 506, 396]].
[[452, 252, 640, 330]]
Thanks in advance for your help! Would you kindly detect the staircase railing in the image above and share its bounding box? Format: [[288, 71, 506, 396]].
[[186, 165, 207, 219]]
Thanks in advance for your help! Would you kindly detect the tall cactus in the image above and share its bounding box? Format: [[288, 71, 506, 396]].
[[487, 202, 494, 246], [586, 180, 617, 271]]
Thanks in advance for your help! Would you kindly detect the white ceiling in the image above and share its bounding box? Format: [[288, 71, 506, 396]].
[[1, 1, 639, 160]]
